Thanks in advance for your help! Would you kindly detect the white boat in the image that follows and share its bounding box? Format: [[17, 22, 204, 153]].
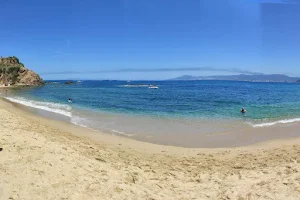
[[148, 85, 158, 89]]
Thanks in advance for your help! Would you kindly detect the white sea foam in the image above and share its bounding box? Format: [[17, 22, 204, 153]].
[[6, 97, 137, 137], [249, 118, 300, 127], [70, 115, 90, 128], [6, 97, 72, 117], [120, 84, 150, 88], [112, 129, 134, 137]]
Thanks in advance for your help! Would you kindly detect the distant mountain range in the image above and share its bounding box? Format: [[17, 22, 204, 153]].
[[169, 74, 300, 83]]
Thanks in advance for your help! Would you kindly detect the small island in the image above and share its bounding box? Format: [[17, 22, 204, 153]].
[[0, 56, 44, 86], [65, 81, 75, 85]]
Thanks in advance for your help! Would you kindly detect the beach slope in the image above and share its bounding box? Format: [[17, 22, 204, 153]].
[[1, 99, 300, 199]]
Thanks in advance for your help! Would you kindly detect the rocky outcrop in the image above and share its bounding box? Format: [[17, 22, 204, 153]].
[[0, 56, 44, 86], [0, 56, 21, 65], [65, 81, 75, 85]]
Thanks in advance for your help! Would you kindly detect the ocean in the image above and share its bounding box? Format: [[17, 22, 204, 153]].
[[3, 80, 300, 146]]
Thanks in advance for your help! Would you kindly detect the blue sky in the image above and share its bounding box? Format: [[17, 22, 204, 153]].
[[0, 0, 299, 80]]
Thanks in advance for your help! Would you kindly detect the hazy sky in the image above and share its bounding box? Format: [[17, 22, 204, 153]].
[[0, 0, 299, 80]]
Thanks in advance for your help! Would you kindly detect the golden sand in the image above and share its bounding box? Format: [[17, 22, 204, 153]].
[[0, 99, 300, 199]]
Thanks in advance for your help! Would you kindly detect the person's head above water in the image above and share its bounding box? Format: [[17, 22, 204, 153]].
[[241, 107, 246, 113]]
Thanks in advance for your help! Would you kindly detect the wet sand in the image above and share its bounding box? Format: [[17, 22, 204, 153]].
[[1, 98, 300, 199]]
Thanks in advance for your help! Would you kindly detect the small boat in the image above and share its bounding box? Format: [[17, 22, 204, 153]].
[[148, 85, 158, 89]]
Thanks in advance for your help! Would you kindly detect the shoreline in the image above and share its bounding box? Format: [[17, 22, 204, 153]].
[[3, 95, 300, 152], [1, 98, 300, 199], [3, 95, 300, 151], [4, 96, 300, 148]]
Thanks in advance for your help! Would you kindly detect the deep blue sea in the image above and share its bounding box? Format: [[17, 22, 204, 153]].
[[4, 80, 300, 140]]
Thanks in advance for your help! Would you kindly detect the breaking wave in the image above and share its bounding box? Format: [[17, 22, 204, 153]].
[[6, 97, 72, 117], [248, 118, 300, 127]]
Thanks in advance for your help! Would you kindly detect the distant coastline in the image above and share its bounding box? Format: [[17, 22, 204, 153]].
[[45, 74, 300, 83], [169, 74, 300, 83]]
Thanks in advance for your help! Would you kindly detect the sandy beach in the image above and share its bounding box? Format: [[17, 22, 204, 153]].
[[1, 98, 300, 200]]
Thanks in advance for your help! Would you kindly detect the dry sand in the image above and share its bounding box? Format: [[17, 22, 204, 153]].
[[1, 99, 300, 200]]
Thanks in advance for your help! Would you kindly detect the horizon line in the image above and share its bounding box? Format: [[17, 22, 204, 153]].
[[38, 67, 263, 75], [42, 73, 300, 81]]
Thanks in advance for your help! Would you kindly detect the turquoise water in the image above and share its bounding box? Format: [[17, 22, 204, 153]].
[[4, 80, 300, 137]]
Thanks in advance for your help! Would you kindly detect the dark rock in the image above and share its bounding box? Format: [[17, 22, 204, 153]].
[[95, 157, 106, 162], [65, 81, 75, 85]]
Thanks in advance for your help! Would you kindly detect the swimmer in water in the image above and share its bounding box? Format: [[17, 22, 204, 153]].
[[241, 107, 246, 113], [68, 98, 72, 103]]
